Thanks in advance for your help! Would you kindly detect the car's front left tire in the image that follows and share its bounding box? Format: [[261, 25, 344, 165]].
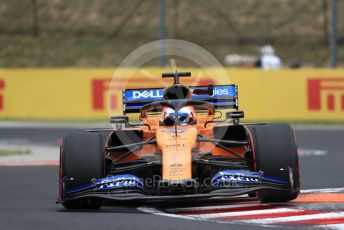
[[59, 131, 105, 209]]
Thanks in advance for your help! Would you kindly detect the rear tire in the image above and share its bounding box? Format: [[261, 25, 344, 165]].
[[247, 124, 300, 203], [60, 131, 105, 209]]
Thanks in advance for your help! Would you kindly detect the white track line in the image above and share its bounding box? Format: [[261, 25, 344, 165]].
[[166, 203, 261, 213], [298, 149, 327, 156], [323, 224, 344, 230], [186, 208, 297, 219], [243, 212, 344, 225], [138, 188, 344, 227], [165, 187, 344, 213], [301, 187, 344, 194], [139, 207, 344, 229], [137, 207, 198, 221]]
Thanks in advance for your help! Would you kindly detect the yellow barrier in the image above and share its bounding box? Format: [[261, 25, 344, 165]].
[[0, 68, 343, 121]]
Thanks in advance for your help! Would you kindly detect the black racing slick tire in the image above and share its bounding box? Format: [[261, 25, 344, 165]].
[[247, 124, 300, 203], [59, 131, 105, 209]]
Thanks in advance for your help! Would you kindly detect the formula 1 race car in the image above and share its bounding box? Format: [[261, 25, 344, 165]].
[[58, 71, 300, 209]]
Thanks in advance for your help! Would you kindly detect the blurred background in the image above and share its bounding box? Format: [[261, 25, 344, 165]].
[[0, 0, 343, 122], [0, 0, 343, 67]]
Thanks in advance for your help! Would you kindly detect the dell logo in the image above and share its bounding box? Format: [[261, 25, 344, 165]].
[[133, 90, 163, 99]]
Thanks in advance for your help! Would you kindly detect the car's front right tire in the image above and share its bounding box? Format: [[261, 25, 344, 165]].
[[247, 123, 300, 203]]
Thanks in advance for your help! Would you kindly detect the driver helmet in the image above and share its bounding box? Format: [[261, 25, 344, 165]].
[[161, 107, 195, 126]]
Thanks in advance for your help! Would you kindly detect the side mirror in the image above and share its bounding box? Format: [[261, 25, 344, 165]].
[[110, 116, 129, 129], [226, 111, 244, 125], [193, 84, 214, 96]]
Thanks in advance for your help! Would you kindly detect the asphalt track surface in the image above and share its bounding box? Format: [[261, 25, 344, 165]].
[[0, 126, 343, 230]]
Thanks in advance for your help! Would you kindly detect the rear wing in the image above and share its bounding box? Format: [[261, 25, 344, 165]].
[[122, 85, 238, 114]]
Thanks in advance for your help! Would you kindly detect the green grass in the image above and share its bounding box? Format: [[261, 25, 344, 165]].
[[0, 0, 343, 67], [0, 149, 32, 157], [0, 35, 339, 67]]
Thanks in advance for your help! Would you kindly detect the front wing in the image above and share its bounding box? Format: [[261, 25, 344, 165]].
[[58, 170, 292, 204]]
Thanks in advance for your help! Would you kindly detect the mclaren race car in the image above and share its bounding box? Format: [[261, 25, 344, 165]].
[[58, 71, 300, 209]]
